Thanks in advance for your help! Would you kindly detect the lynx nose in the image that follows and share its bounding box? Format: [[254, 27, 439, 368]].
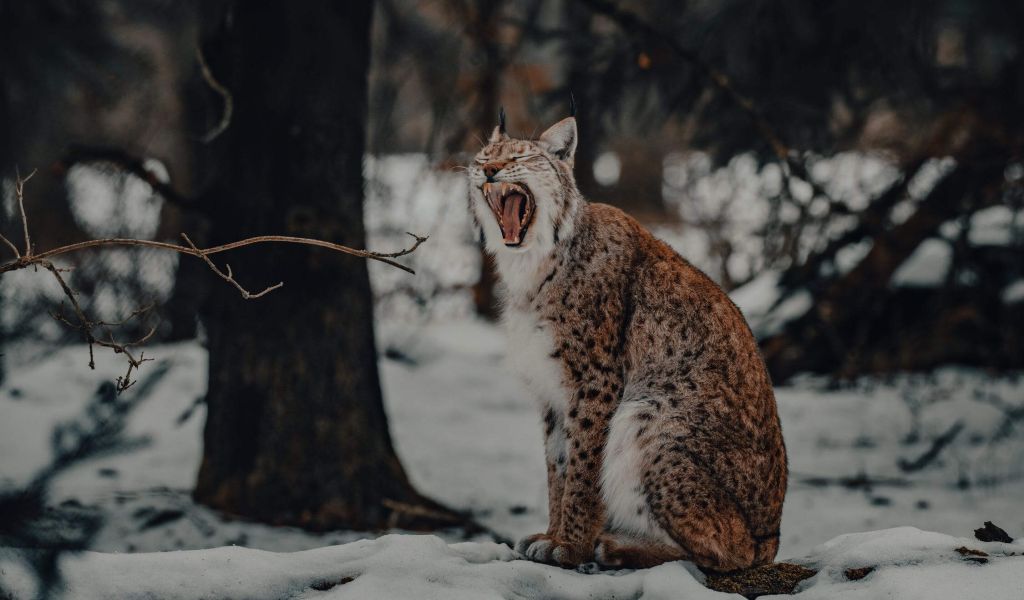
[[483, 161, 507, 180]]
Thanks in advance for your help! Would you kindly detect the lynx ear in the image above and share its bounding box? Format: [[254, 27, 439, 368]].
[[539, 117, 578, 163], [489, 125, 508, 143]]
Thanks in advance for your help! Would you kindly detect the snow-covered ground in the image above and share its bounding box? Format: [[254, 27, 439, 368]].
[[1, 321, 1023, 598], [3, 528, 1023, 599], [3, 323, 1023, 556]]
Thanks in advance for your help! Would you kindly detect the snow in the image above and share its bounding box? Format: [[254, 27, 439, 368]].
[[890, 238, 952, 287], [66, 164, 166, 239], [728, 270, 782, 321], [2, 528, 1022, 599], [792, 527, 1024, 600], [967, 205, 1021, 246], [0, 534, 726, 600], [1003, 279, 1024, 304], [593, 151, 622, 186], [364, 155, 479, 321], [657, 151, 903, 288], [3, 328, 1023, 562], [728, 272, 812, 338]]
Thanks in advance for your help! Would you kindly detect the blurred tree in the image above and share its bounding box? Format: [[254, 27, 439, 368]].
[[191, 0, 464, 530], [582, 0, 1024, 380], [1, 0, 197, 353]]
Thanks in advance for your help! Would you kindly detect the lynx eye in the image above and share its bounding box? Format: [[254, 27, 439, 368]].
[[510, 154, 536, 161]]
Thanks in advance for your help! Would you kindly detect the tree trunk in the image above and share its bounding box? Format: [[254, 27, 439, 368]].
[[467, 0, 503, 320], [192, 0, 464, 531]]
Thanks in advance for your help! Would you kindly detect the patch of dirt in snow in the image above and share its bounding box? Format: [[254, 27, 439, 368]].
[[705, 562, 816, 598]]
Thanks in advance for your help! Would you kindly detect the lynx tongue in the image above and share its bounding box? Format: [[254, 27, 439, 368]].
[[501, 193, 526, 244]]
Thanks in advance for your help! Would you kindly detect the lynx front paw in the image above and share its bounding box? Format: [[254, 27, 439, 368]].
[[515, 533, 591, 567], [594, 537, 624, 568]]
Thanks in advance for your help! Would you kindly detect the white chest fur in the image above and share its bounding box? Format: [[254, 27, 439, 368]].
[[502, 307, 568, 413]]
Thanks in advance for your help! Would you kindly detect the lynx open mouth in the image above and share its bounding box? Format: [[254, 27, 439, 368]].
[[481, 181, 536, 247]]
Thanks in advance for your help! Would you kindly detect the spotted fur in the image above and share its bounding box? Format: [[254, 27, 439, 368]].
[[467, 118, 787, 572]]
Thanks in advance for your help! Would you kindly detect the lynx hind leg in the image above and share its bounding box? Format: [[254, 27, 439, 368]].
[[603, 397, 764, 573], [600, 399, 690, 569], [594, 532, 687, 569], [645, 443, 765, 573]]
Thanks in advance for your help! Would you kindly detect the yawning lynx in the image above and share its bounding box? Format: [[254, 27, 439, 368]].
[[467, 114, 787, 572]]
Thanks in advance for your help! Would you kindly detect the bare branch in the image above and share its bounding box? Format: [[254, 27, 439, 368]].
[[0, 233, 427, 276], [5, 171, 427, 392], [195, 44, 234, 143]]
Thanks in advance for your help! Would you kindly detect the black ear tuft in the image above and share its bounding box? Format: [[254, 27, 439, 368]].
[[499, 106, 506, 134], [569, 92, 576, 118]]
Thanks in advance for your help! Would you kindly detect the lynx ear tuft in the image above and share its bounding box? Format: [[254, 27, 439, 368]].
[[539, 117, 578, 163], [489, 106, 509, 143]]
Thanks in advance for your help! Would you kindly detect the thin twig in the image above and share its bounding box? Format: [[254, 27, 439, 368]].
[[195, 44, 233, 143], [15, 167, 36, 256], [0, 232, 19, 258], [93, 303, 155, 328], [44, 262, 97, 368], [47, 262, 158, 392], [181, 233, 283, 299]]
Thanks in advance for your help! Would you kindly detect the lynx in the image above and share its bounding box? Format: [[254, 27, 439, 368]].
[[466, 114, 787, 572]]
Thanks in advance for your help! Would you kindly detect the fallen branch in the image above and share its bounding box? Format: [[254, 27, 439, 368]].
[[973, 392, 1024, 442], [381, 497, 492, 540], [797, 472, 911, 490], [897, 421, 964, 473]]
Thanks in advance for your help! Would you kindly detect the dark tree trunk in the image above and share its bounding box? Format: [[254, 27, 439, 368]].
[[564, 6, 668, 221], [565, 2, 600, 202], [162, 208, 208, 342], [467, 0, 503, 320], [192, 0, 463, 531]]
